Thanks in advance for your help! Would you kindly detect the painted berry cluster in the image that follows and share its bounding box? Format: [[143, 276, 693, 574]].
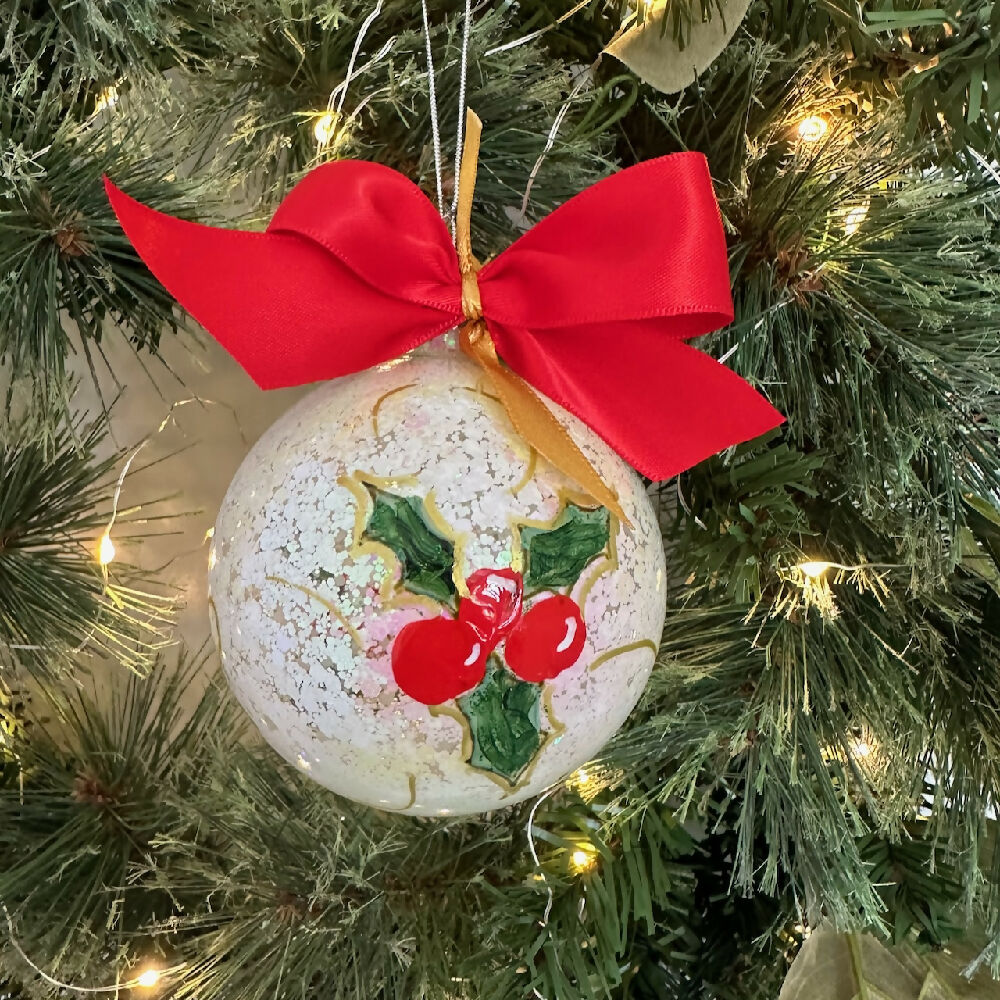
[[360, 481, 611, 784], [392, 568, 586, 704]]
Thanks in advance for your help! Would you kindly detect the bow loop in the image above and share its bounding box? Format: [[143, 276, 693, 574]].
[[479, 152, 733, 334], [268, 160, 462, 313]]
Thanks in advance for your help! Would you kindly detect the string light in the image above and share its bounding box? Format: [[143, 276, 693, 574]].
[[204, 526, 217, 570], [94, 85, 120, 114], [779, 559, 900, 620], [797, 560, 832, 578], [570, 846, 598, 873], [822, 735, 878, 765], [97, 532, 116, 566], [566, 767, 594, 793], [313, 111, 337, 146], [796, 115, 829, 143], [4, 900, 181, 994], [843, 201, 869, 237]]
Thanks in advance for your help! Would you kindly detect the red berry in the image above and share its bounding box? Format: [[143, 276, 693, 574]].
[[504, 595, 586, 683], [459, 567, 523, 647], [391, 617, 487, 705]]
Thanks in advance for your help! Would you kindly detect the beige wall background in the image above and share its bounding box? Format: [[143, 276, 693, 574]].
[[70, 323, 309, 662]]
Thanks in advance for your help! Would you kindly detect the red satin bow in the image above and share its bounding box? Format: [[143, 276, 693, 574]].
[[104, 152, 782, 481]]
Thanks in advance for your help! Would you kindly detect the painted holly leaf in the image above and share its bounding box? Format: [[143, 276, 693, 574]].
[[520, 503, 611, 592], [362, 486, 455, 603], [457, 659, 541, 784]]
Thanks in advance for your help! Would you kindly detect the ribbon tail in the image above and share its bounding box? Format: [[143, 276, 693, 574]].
[[489, 319, 785, 481], [459, 322, 631, 528]]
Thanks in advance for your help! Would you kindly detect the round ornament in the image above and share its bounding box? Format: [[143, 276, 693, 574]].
[[208, 342, 667, 815]]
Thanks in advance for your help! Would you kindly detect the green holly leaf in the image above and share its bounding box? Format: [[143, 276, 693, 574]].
[[457, 660, 541, 784], [520, 503, 611, 592], [362, 487, 455, 603]]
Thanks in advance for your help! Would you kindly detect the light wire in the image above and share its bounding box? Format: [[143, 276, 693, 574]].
[[2, 902, 183, 994], [330, 0, 385, 117]]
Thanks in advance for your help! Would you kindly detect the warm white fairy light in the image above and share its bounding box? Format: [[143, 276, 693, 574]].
[[313, 111, 337, 145], [98, 532, 116, 566], [135, 968, 161, 989], [94, 84, 120, 114], [4, 900, 181, 994], [853, 739, 873, 758], [843, 201, 869, 236], [797, 115, 829, 143], [797, 560, 832, 579], [570, 846, 598, 873]]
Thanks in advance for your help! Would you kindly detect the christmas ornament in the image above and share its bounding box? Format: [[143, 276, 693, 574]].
[[105, 111, 783, 814], [205, 344, 666, 813]]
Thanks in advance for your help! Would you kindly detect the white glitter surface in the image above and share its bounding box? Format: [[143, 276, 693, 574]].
[[209, 344, 666, 815]]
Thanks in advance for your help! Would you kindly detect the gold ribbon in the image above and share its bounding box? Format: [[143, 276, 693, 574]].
[[455, 110, 629, 527]]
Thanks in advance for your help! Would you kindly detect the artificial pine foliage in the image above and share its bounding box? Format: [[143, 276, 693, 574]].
[[0, 386, 175, 676], [0, 0, 999, 997]]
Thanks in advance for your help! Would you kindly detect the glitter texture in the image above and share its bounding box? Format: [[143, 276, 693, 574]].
[[209, 344, 666, 815]]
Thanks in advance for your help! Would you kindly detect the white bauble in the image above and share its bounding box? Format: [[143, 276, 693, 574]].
[[208, 342, 666, 815]]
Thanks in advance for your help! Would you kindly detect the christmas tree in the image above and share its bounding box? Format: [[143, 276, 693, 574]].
[[2, 0, 1000, 997]]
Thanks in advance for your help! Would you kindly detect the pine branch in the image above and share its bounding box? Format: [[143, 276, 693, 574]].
[[0, 649, 244, 996], [0, 387, 174, 675], [0, 83, 220, 406], [746, 0, 1000, 161]]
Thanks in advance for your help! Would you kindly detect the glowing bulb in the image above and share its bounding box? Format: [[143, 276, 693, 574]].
[[570, 847, 597, 873], [844, 202, 869, 237], [313, 112, 337, 145], [797, 115, 829, 143], [797, 560, 832, 579], [135, 969, 160, 988], [567, 767, 593, 792], [853, 740, 872, 758], [94, 85, 120, 114], [98, 532, 116, 565]]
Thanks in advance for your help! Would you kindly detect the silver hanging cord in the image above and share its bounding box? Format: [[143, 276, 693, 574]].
[[450, 0, 475, 233], [421, 0, 445, 215]]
